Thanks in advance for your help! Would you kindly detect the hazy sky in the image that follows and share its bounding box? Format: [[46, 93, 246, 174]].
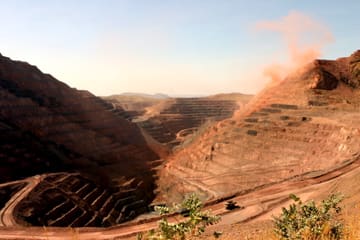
[[0, 1, 359, 96]]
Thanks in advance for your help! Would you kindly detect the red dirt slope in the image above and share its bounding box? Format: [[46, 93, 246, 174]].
[[157, 50, 360, 204]]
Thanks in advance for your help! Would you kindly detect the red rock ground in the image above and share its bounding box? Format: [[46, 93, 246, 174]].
[[0, 50, 359, 239]]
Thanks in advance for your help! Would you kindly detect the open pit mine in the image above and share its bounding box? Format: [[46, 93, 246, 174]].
[[0, 50, 359, 239]]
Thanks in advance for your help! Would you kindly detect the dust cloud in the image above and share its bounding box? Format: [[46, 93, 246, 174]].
[[256, 11, 333, 83]]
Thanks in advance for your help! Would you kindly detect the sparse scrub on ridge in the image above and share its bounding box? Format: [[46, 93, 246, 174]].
[[137, 193, 221, 240], [273, 193, 344, 240]]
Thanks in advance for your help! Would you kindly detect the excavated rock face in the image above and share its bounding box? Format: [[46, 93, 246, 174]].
[[0, 54, 161, 226], [312, 50, 360, 89], [104, 94, 251, 148], [308, 69, 339, 90], [350, 50, 360, 87], [157, 50, 360, 204], [14, 174, 147, 227], [137, 97, 246, 147]]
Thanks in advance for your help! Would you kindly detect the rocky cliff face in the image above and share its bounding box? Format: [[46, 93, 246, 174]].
[[309, 50, 360, 89], [0, 53, 161, 226], [157, 50, 360, 204]]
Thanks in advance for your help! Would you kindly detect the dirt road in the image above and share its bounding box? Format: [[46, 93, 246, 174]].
[[0, 156, 359, 239]]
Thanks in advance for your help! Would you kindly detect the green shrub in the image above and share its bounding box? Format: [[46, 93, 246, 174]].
[[273, 194, 344, 240], [138, 193, 221, 240]]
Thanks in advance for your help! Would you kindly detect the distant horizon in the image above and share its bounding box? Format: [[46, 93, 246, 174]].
[[2, 49, 357, 98], [103, 91, 254, 97], [1, 1, 359, 96]]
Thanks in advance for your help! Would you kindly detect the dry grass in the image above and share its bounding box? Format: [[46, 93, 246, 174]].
[[240, 216, 360, 240], [195, 203, 360, 240], [82, 202, 360, 240], [341, 207, 360, 240], [197, 220, 360, 240]]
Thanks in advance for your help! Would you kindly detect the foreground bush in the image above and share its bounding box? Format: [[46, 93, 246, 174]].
[[138, 194, 221, 240], [273, 194, 344, 240]]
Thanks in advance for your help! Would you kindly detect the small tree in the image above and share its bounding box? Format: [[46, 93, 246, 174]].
[[273, 193, 343, 240], [138, 194, 221, 240]]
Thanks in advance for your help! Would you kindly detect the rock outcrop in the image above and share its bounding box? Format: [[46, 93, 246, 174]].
[[311, 50, 360, 88]]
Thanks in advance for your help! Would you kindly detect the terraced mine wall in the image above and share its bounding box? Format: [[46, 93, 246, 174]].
[[0, 53, 162, 226], [103, 96, 163, 120], [137, 98, 240, 146], [14, 174, 148, 227], [157, 50, 360, 203]]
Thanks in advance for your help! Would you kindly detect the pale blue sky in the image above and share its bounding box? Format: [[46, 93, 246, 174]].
[[0, 1, 359, 96]]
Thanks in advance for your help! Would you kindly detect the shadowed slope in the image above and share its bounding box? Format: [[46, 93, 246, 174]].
[[0, 53, 162, 226]]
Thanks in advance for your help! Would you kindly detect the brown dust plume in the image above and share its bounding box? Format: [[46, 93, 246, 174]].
[[256, 11, 333, 83]]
